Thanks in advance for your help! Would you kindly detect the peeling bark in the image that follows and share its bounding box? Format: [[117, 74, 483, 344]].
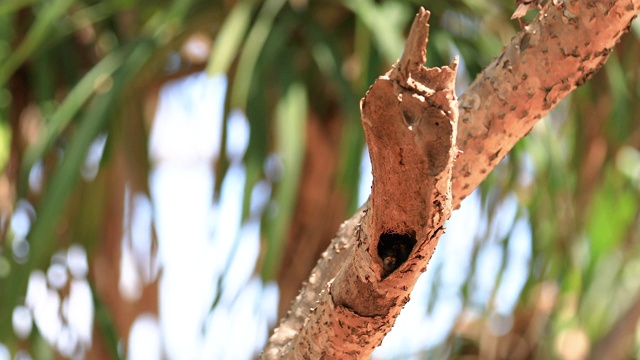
[[263, 1, 639, 358]]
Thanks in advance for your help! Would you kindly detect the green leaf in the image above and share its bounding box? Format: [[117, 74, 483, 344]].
[[0, 120, 10, 171], [586, 167, 636, 259], [241, 74, 270, 222], [230, 0, 287, 109], [604, 54, 632, 143], [206, 0, 257, 76], [92, 283, 123, 360], [0, 40, 155, 342], [0, 0, 37, 16], [20, 51, 126, 195], [30, 40, 153, 271], [0, 0, 76, 86], [346, 0, 411, 64], [262, 81, 307, 280]]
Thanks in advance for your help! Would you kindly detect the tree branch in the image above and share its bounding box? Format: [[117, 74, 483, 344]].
[[264, 8, 458, 358], [453, 0, 639, 205], [263, 1, 639, 358], [283, 9, 457, 358]]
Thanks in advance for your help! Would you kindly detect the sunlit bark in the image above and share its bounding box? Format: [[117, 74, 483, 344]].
[[263, 1, 640, 357]]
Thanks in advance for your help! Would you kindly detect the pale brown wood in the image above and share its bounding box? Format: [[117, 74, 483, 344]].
[[263, 1, 640, 358]]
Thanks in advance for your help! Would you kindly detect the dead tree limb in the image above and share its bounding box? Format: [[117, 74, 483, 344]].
[[263, 1, 639, 358]]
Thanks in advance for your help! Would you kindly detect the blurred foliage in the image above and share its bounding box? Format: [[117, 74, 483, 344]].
[[0, 0, 639, 358]]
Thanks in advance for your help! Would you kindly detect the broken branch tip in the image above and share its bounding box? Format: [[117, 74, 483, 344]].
[[399, 7, 431, 69], [417, 7, 431, 22], [450, 56, 459, 71]]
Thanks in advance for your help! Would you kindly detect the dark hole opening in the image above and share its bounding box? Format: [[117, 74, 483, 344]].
[[377, 231, 417, 279], [401, 110, 416, 126]]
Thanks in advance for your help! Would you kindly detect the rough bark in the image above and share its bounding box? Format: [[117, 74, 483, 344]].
[[263, 0, 639, 358], [452, 0, 638, 206], [290, 9, 457, 358], [265, 9, 458, 358]]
